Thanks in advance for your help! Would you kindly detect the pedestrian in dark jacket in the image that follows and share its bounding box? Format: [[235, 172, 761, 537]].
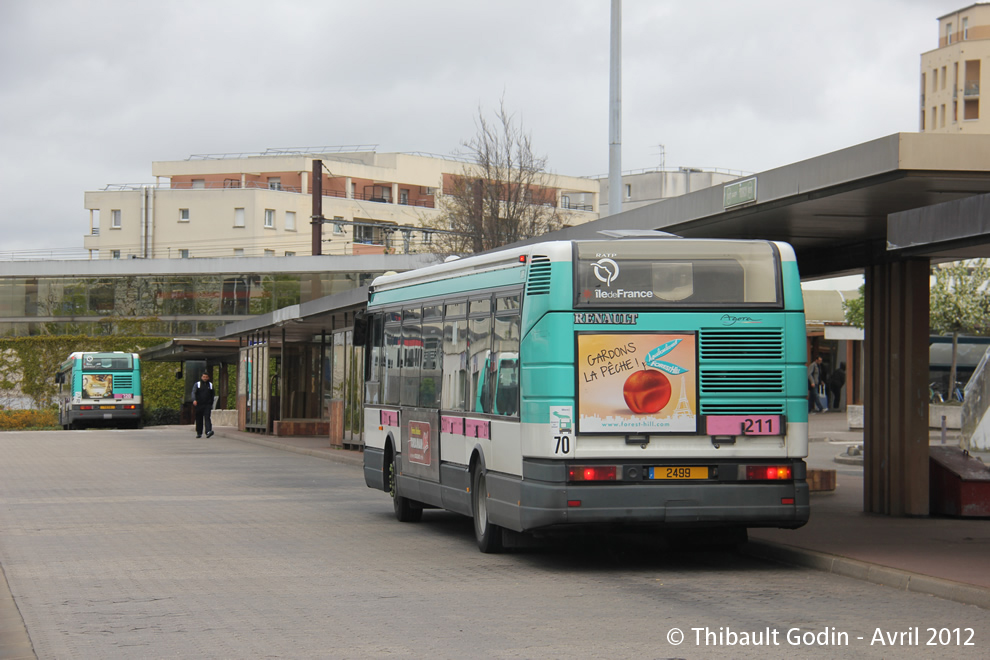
[[192, 372, 215, 438], [828, 362, 847, 410]]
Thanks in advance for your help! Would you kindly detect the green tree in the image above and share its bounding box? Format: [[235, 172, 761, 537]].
[[930, 259, 990, 395], [843, 284, 865, 330], [425, 99, 564, 256]]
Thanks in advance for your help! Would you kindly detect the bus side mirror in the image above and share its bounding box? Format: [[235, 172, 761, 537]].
[[176, 370, 183, 380], [55, 373, 63, 384]]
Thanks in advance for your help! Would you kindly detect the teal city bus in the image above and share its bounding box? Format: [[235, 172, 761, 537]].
[[56, 352, 142, 429], [360, 234, 810, 552]]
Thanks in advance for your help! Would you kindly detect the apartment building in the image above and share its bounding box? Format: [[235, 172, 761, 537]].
[[83, 148, 600, 260], [920, 3, 990, 132]]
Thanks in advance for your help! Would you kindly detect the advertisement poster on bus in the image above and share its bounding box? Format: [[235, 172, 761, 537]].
[[407, 420, 432, 466], [82, 374, 113, 399], [577, 332, 697, 434]]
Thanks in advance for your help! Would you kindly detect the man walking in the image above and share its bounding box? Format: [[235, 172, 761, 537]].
[[807, 355, 825, 413], [192, 372, 215, 438]]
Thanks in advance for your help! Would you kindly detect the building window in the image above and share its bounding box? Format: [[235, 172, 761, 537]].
[[964, 17, 969, 40], [941, 104, 946, 127], [920, 109, 926, 131], [192, 179, 205, 189], [284, 251, 295, 257], [264, 249, 275, 257], [422, 230, 433, 245], [964, 98, 980, 121], [111, 209, 121, 228], [268, 177, 281, 190], [233, 248, 244, 257], [941, 66, 947, 90], [399, 188, 409, 205], [953, 100, 958, 123], [932, 68, 938, 92], [234, 208, 245, 228], [947, 22, 953, 45], [264, 209, 275, 228], [932, 106, 937, 130], [111, 250, 120, 259], [179, 249, 190, 259], [333, 217, 345, 234], [285, 211, 296, 231], [624, 184, 632, 199], [179, 208, 190, 222]]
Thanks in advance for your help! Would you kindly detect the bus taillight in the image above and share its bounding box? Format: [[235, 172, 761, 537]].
[[567, 466, 617, 482], [745, 465, 792, 481]]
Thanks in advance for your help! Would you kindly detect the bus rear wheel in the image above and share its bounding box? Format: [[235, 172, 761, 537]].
[[471, 467, 504, 553], [390, 453, 422, 523]]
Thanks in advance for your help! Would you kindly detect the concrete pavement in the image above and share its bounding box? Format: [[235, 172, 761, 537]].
[[208, 413, 990, 610]]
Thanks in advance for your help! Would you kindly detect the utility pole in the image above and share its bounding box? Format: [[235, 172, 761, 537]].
[[311, 159, 324, 256], [608, 0, 622, 217]]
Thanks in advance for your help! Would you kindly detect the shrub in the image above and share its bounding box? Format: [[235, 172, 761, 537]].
[[143, 407, 181, 426], [0, 409, 60, 431]]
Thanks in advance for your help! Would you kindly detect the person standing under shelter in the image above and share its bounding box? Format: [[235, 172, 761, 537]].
[[192, 372, 215, 438], [808, 355, 825, 413], [828, 361, 847, 410]]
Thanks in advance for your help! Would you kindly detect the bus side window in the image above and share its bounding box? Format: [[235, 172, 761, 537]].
[[442, 315, 468, 411], [469, 306, 493, 414], [421, 309, 442, 409], [383, 319, 402, 406], [493, 308, 520, 417], [400, 309, 422, 407]]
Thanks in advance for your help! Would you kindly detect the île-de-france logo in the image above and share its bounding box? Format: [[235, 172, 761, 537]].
[[593, 258, 619, 286]]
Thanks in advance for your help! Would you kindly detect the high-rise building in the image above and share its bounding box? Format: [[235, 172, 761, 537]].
[[920, 3, 990, 133]]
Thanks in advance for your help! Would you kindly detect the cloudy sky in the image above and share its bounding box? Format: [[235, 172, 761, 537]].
[[0, 0, 960, 258]]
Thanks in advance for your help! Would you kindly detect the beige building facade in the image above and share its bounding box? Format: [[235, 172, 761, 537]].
[[920, 3, 990, 133], [596, 167, 749, 213], [83, 148, 600, 259]]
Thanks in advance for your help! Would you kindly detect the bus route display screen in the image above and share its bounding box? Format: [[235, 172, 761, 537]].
[[573, 240, 781, 308]]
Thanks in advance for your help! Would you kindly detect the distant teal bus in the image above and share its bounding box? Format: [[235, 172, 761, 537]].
[[361, 234, 809, 552], [56, 352, 142, 429]]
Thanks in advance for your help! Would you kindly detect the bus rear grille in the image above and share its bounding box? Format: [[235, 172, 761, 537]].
[[526, 255, 552, 295], [699, 329, 784, 360], [700, 370, 784, 394], [115, 375, 134, 388], [701, 402, 786, 415]]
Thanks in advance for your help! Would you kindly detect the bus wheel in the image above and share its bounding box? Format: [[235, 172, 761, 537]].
[[390, 453, 422, 523], [471, 467, 504, 554]]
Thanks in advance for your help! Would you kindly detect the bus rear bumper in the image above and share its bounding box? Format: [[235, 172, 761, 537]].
[[492, 474, 810, 532]]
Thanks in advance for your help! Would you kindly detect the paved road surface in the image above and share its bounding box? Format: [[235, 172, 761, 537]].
[[0, 429, 986, 659]]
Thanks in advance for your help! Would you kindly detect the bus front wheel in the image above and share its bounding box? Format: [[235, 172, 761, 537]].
[[471, 467, 504, 554], [390, 453, 422, 523]]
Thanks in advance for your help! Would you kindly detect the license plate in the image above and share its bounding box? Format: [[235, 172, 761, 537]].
[[99, 405, 116, 410], [706, 415, 782, 436], [650, 466, 709, 480]]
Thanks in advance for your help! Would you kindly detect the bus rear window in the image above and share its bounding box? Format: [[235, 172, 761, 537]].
[[81, 355, 133, 370], [574, 240, 780, 307]]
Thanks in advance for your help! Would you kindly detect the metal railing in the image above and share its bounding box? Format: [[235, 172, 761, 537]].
[[186, 145, 379, 160], [965, 82, 980, 96]]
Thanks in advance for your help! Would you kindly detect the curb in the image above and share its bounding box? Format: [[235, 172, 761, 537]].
[[742, 540, 990, 610]]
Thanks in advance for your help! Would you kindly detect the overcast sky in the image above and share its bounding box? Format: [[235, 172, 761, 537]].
[[0, 0, 961, 258]]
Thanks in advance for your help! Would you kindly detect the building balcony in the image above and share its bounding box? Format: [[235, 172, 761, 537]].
[[965, 82, 980, 97]]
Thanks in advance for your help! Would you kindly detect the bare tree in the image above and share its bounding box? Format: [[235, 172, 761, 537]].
[[426, 100, 564, 256]]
